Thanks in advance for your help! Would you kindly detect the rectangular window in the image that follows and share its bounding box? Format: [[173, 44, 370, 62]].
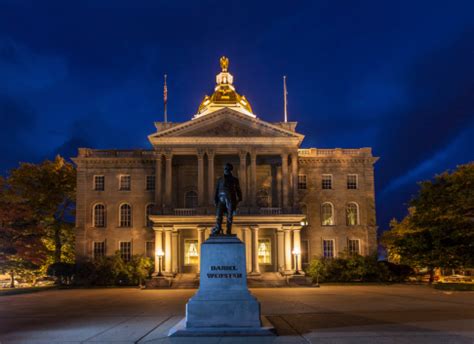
[[348, 239, 360, 256], [301, 240, 310, 266], [93, 241, 105, 259], [94, 175, 105, 191], [146, 241, 155, 259], [184, 240, 199, 265], [257, 238, 272, 264], [322, 174, 332, 189], [119, 175, 131, 191], [298, 174, 307, 189], [146, 175, 155, 191], [120, 242, 131, 262], [347, 174, 358, 189], [323, 239, 335, 258]]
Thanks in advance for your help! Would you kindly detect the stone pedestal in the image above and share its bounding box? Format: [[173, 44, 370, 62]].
[[168, 235, 274, 336]]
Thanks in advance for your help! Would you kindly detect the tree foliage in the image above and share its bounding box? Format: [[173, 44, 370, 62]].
[[0, 156, 76, 287], [382, 163, 474, 277], [8, 155, 76, 264]]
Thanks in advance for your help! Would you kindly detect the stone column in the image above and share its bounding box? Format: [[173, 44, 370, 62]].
[[239, 150, 247, 204], [154, 228, 163, 274], [281, 153, 289, 210], [250, 226, 260, 275], [276, 167, 282, 208], [164, 150, 173, 208], [205, 227, 211, 241], [207, 150, 215, 206], [293, 228, 302, 272], [284, 228, 292, 272], [172, 230, 179, 273], [291, 152, 299, 210], [242, 227, 252, 272], [250, 151, 257, 207], [154, 154, 162, 209], [197, 227, 206, 273], [164, 228, 172, 274], [197, 149, 205, 207], [276, 228, 285, 272]]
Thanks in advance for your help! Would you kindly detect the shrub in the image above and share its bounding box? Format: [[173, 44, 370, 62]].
[[306, 254, 412, 283], [74, 252, 153, 286]]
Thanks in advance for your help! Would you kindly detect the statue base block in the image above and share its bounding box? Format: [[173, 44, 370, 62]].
[[168, 235, 275, 336], [169, 316, 275, 337]]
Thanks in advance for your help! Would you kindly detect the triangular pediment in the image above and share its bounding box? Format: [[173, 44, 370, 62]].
[[149, 108, 303, 140]]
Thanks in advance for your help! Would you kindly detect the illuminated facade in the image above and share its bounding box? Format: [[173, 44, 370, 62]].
[[73, 58, 378, 279]]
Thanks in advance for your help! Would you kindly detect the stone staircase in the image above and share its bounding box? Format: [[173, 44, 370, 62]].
[[247, 272, 289, 288], [170, 273, 199, 289]]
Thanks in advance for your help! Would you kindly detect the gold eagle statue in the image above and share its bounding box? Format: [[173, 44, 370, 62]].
[[220, 56, 229, 72]]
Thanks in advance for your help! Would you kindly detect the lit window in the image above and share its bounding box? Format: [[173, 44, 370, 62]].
[[184, 240, 199, 265], [120, 242, 131, 262], [346, 203, 359, 226], [120, 204, 132, 227], [146, 241, 155, 259], [145, 204, 154, 227], [93, 241, 105, 259], [348, 239, 360, 256], [322, 175, 332, 189], [323, 240, 335, 258], [120, 175, 131, 191], [321, 203, 334, 226], [185, 191, 198, 208], [146, 176, 155, 191], [94, 175, 105, 191], [257, 239, 272, 264], [347, 174, 358, 189], [298, 175, 307, 189], [93, 204, 106, 227]]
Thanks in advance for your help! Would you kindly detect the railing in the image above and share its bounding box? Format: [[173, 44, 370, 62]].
[[260, 207, 282, 215], [174, 208, 197, 216], [298, 148, 372, 157], [77, 148, 155, 158]]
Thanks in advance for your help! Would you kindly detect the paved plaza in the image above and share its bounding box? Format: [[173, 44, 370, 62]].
[[0, 285, 472, 343]]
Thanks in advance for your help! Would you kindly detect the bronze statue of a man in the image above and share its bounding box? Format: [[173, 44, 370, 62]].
[[211, 163, 242, 235]]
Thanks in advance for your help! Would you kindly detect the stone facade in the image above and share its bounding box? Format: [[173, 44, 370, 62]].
[[73, 59, 378, 279]]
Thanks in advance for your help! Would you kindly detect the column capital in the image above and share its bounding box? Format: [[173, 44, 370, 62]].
[[164, 149, 173, 159], [152, 226, 163, 232], [238, 150, 248, 160], [197, 226, 206, 232], [206, 149, 215, 158], [154, 149, 164, 158], [281, 151, 289, 160], [196, 148, 206, 159]]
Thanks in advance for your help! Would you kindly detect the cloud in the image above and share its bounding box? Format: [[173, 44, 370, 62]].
[[0, 37, 68, 94]]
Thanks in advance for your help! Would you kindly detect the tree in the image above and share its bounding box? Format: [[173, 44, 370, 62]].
[[382, 163, 474, 282], [0, 177, 47, 287], [8, 156, 76, 264]]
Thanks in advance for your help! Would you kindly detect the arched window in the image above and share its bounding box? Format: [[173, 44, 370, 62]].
[[346, 202, 359, 226], [145, 204, 154, 227], [256, 189, 270, 207], [119, 203, 132, 227], [185, 191, 198, 208], [321, 202, 334, 226], [93, 204, 106, 227]]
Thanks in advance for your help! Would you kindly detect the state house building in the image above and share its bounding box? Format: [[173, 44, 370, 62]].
[[73, 58, 378, 279]]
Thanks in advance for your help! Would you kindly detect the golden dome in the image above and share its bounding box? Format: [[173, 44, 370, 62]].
[[195, 57, 254, 118]]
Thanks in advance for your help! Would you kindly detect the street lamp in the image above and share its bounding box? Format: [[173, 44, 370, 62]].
[[292, 248, 301, 275], [156, 250, 164, 277]]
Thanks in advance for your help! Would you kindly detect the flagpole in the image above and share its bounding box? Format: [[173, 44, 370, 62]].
[[283, 75, 288, 123], [164, 74, 168, 123]]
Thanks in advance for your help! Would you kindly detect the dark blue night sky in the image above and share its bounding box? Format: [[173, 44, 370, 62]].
[[1, 0, 473, 234]]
